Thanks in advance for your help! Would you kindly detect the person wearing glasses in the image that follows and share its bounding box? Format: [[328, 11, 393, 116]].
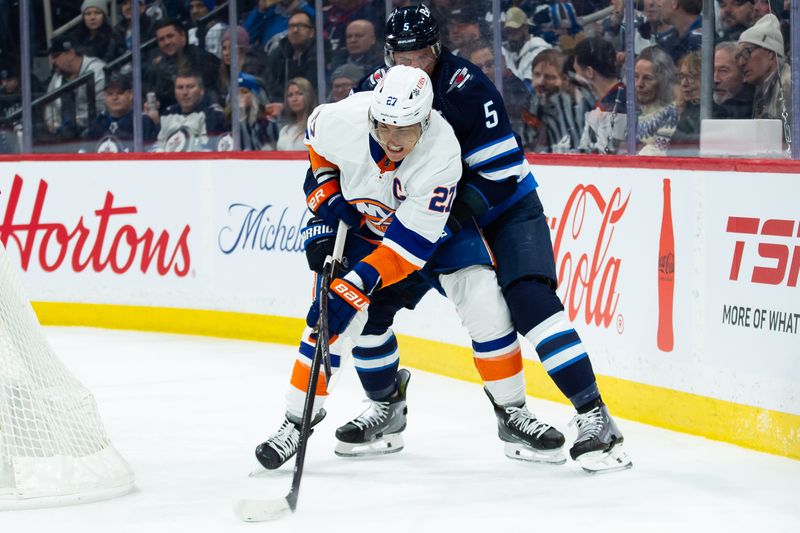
[[264, 10, 330, 102], [736, 14, 791, 131], [243, 0, 315, 50]]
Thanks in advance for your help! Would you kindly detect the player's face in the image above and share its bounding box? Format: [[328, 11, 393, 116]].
[[374, 121, 422, 162], [392, 48, 437, 77]]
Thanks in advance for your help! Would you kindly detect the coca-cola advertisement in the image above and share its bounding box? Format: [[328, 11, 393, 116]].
[[533, 165, 692, 359]]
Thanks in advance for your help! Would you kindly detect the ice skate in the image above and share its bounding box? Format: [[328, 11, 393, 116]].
[[334, 369, 410, 457], [254, 409, 327, 471], [569, 401, 632, 474], [486, 389, 566, 464]]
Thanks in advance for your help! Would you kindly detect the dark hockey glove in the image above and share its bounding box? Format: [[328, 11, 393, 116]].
[[304, 168, 362, 228], [300, 217, 336, 273], [306, 262, 380, 338]]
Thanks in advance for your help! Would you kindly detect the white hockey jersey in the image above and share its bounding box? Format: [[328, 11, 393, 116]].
[[304, 91, 462, 286]]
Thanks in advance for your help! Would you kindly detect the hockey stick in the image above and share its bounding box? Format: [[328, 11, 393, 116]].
[[235, 219, 348, 522]]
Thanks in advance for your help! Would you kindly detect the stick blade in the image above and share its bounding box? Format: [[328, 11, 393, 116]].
[[234, 497, 293, 522]]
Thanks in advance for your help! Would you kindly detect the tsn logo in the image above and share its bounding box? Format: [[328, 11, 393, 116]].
[[726, 216, 799, 287]]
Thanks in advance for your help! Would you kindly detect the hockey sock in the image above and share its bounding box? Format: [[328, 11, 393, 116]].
[[353, 330, 400, 401], [505, 279, 600, 410], [472, 330, 526, 406], [285, 326, 343, 419]]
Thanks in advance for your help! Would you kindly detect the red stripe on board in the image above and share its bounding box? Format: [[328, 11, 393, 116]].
[[0, 151, 798, 174], [526, 153, 800, 174]]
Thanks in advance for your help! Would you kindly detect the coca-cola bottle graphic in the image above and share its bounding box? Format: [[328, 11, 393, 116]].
[[657, 178, 675, 352]]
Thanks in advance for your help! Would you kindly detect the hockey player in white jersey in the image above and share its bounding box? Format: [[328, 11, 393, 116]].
[[254, 65, 564, 471]]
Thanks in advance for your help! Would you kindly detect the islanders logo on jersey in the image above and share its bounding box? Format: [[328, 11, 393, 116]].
[[352, 198, 395, 234]]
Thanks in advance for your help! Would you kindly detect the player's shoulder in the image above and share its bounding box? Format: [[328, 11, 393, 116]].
[[355, 66, 387, 93], [433, 51, 500, 102], [306, 93, 370, 151]]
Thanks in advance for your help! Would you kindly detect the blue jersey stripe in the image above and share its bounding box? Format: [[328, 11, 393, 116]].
[[472, 330, 518, 353], [384, 217, 439, 263]]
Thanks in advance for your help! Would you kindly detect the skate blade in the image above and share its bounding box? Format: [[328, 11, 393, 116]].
[[577, 444, 633, 474], [248, 459, 286, 477], [334, 433, 404, 457], [504, 442, 566, 465]]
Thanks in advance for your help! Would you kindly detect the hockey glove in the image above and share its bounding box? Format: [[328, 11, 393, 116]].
[[304, 168, 362, 229], [301, 217, 336, 273], [306, 262, 381, 338]]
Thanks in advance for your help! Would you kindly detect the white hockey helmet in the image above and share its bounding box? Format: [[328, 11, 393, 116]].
[[369, 65, 434, 135]]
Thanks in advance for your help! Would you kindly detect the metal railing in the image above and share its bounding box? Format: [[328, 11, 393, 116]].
[[6, 0, 799, 158]]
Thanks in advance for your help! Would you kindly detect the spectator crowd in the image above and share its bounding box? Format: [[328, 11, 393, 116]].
[[0, 0, 794, 156]]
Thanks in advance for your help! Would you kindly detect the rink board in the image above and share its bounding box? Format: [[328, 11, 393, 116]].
[[0, 152, 798, 459]]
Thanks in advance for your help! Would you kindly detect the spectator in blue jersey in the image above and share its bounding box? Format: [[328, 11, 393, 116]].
[[243, 0, 314, 51], [346, 5, 632, 474], [85, 72, 159, 151], [657, 0, 702, 63], [572, 36, 627, 154]]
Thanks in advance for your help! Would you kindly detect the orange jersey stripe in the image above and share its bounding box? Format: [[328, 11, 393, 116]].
[[362, 244, 420, 287], [307, 145, 338, 173], [306, 179, 340, 213], [289, 359, 329, 396], [473, 347, 523, 382]]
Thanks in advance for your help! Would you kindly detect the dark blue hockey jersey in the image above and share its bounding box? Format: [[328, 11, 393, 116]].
[[356, 50, 537, 225]]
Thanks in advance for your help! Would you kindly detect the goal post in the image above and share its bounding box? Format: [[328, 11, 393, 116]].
[[0, 243, 134, 510]]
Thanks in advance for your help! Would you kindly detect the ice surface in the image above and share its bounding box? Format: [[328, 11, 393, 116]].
[[2, 327, 797, 533]]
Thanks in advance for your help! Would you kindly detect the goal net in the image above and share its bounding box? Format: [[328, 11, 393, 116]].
[[0, 244, 134, 510]]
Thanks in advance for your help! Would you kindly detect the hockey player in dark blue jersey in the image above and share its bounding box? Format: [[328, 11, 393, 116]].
[[339, 5, 631, 473]]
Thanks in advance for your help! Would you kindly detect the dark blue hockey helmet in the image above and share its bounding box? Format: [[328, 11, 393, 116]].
[[384, 4, 442, 67]]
